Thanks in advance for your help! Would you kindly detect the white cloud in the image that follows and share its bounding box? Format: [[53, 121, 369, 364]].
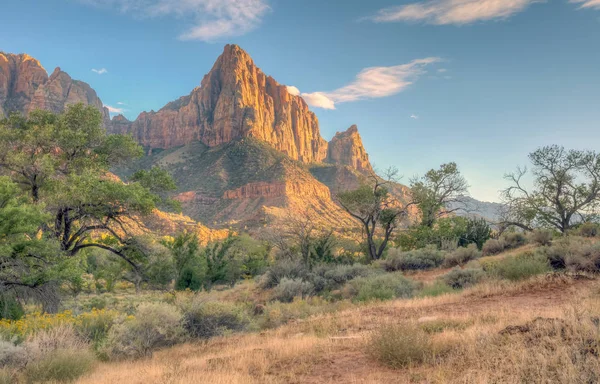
[[296, 57, 440, 109], [80, 0, 269, 42], [410, 114, 419, 119], [91, 68, 108, 74], [105, 105, 125, 114], [571, 0, 600, 9], [116, 101, 126, 105], [286, 86, 301, 96], [368, 0, 541, 25], [438, 68, 448, 73]]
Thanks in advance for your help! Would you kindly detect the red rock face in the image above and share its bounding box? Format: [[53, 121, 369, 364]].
[[327, 125, 373, 173], [112, 44, 329, 164], [0, 52, 110, 125]]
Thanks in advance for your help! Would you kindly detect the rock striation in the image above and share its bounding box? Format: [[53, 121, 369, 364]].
[[0, 52, 110, 124]]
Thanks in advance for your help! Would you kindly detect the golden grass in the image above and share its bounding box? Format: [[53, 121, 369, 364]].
[[76, 274, 599, 384]]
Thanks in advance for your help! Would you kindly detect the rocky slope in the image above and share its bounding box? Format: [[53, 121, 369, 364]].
[[0, 52, 110, 123], [108, 45, 372, 172]]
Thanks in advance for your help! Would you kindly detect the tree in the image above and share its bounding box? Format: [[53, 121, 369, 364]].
[[501, 145, 600, 233], [410, 163, 469, 228], [0, 104, 177, 304], [337, 168, 410, 261]]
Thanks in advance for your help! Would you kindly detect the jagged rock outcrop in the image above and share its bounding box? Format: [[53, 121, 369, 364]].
[[326, 125, 373, 172], [110, 44, 329, 163], [0, 52, 110, 124]]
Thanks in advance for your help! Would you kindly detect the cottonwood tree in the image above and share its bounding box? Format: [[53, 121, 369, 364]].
[[337, 168, 411, 261], [410, 162, 469, 228], [0, 104, 177, 304], [501, 145, 600, 233]]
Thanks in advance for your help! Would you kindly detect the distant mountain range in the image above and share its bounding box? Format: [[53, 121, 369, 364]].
[[0, 46, 499, 230]]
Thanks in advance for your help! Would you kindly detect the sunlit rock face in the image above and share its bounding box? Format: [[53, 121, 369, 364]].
[[0, 52, 109, 124]]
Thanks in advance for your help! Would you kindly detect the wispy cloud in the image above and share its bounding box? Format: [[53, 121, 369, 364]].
[[571, 0, 600, 9], [91, 68, 108, 74], [105, 105, 125, 114], [80, 0, 270, 41], [410, 114, 419, 119], [116, 101, 126, 105], [295, 58, 440, 110], [367, 0, 540, 25]]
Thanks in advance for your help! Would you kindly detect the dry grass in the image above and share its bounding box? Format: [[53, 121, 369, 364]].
[[75, 272, 600, 384]]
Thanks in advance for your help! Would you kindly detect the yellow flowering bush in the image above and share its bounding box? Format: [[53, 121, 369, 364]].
[[0, 309, 121, 343]]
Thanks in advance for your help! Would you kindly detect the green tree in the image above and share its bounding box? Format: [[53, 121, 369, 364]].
[[338, 169, 411, 261], [502, 145, 600, 233], [410, 163, 469, 228], [0, 104, 177, 305]]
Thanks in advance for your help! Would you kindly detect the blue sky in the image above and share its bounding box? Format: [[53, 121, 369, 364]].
[[1, 0, 599, 202]]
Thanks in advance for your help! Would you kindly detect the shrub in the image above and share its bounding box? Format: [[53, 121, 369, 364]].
[[366, 323, 432, 368], [259, 260, 307, 289], [0, 369, 14, 384], [529, 229, 553, 246], [384, 246, 444, 271], [537, 244, 567, 270], [418, 281, 454, 297], [102, 303, 184, 360], [23, 348, 95, 383], [0, 341, 27, 368], [73, 309, 118, 347], [0, 296, 24, 321], [182, 301, 248, 339], [485, 253, 550, 281], [312, 263, 373, 291], [482, 238, 506, 256], [442, 268, 485, 289], [272, 278, 314, 303], [443, 244, 481, 267], [564, 242, 600, 272], [347, 273, 417, 302], [578, 222, 599, 238], [500, 232, 528, 249]]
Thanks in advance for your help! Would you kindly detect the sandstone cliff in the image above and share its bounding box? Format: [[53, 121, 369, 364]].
[[0, 52, 110, 123], [112, 44, 329, 164], [327, 125, 373, 173]]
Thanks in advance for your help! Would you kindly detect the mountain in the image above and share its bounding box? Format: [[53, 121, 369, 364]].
[[0, 52, 110, 124]]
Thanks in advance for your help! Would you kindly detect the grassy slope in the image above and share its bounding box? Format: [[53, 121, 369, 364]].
[[76, 244, 600, 383]]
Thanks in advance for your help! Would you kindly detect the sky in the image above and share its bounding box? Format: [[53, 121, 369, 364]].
[[1, 0, 599, 202]]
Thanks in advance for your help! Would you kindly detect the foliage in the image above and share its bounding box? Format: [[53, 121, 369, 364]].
[[259, 260, 308, 289], [418, 281, 455, 297], [410, 162, 469, 228], [181, 301, 248, 339], [23, 348, 96, 383], [102, 303, 184, 360], [577, 222, 599, 238], [272, 278, 315, 302], [366, 323, 433, 368], [482, 238, 506, 256], [529, 229, 554, 246], [443, 244, 482, 267], [338, 169, 409, 261], [461, 218, 492, 249], [346, 273, 417, 302], [483, 253, 550, 281], [383, 246, 445, 271], [500, 232, 528, 249], [442, 268, 486, 289], [311, 263, 374, 292], [501, 145, 600, 233]]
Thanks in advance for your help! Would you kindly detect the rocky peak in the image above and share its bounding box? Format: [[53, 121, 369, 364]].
[[0, 53, 109, 125], [326, 125, 373, 173], [112, 44, 328, 163]]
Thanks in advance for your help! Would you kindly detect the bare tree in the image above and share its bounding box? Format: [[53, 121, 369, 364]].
[[337, 168, 411, 261], [410, 162, 469, 228], [501, 145, 600, 233]]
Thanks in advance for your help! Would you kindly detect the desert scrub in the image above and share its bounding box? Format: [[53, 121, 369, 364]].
[[482, 238, 506, 256], [418, 281, 455, 297], [367, 323, 433, 368], [24, 348, 96, 383], [529, 229, 554, 246], [443, 244, 482, 267], [383, 246, 445, 271], [442, 268, 486, 289], [0, 309, 118, 343], [500, 232, 528, 249], [258, 260, 308, 289], [182, 301, 249, 339], [102, 303, 184, 360], [484, 253, 550, 281], [577, 222, 599, 238], [259, 297, 352, 329], [346, 273, 417, 302], [272, 278, 314, 303]]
